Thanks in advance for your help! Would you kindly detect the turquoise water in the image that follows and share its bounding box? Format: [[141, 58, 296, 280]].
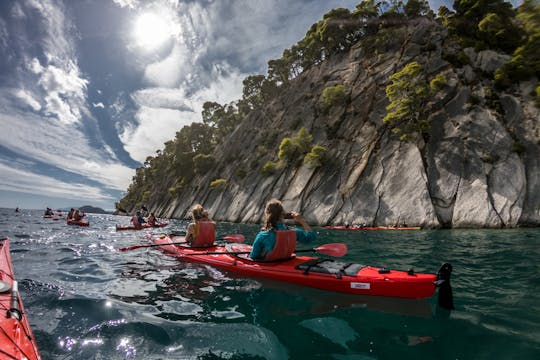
[[1, 208, 539, 359]]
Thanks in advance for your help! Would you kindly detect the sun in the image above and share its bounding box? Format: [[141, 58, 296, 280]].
[[133, 12, 174, 50]]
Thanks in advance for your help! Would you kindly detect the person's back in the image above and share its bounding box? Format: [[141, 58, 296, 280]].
[[249, 199, 315, 261], [185, 204, 215, 248], [252, 229, 296, 261], [131, 213, 143, 229], [188, 221, 216, 247]]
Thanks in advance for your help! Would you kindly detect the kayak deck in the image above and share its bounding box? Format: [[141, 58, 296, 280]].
[[0, 238, 41, 360], [152, 236, 437, 300]]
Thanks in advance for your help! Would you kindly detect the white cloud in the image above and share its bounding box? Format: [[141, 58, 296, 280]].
[[14, 89, 42, 111], [0, 98, 134, 191], [112, 0, 139, 9], [131, 87, 190, 110], [144, 42, 189, 87], [0, 160, 114, 202], [119, 106, 196, 162], [93, 102, 105, 108]]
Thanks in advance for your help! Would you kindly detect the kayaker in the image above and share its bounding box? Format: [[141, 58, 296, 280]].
[[131, 211, 145, 229], [147, 213, 158, 227], [72, 210, 83, 221], [67, 208, 75, 220], [44, 207, 54, 216], [185, 204, 215, 247], [249, 199, 316, 261]]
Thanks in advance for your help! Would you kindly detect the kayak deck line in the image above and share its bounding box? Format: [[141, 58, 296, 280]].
[[150, 236, 453, 306]]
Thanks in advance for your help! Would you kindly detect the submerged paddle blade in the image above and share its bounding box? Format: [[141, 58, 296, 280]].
[[315, 243, 348, 257], [436, 263, 454, 310], [222, 234, 245, 243]]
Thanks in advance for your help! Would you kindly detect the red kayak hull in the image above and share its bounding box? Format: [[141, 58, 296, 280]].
[[116, 222, 168, 231], [325, 226, 421, 231], [152, 236, 437, 299], [0, 238, 41, 360], [67, 219, 89, 227]]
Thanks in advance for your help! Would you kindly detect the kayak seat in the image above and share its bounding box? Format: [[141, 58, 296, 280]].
[[296, 259, 364, 277]]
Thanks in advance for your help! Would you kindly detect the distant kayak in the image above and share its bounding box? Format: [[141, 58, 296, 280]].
[[67, 219, 90, 227], [149, 235, 452, 303], [0, 238, 41, 359], [325, 225, 421, 231], [116, 222, 168, 231]]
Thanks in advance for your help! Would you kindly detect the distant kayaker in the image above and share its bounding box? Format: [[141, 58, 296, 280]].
[[44, 207, 54, 216], [249, 199, 316, 261], [15, 207, 20, 213], [67, 208, 75, 220], [185, 204, 215, 247], [131, 211, 145, 229], [72, 210, 83, 221], [147, 213, 158, 227]]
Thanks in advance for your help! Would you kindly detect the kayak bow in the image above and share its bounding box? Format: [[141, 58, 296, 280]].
[[0, 238, 41, 360]]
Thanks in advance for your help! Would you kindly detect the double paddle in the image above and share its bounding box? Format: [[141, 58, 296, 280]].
[[118, 234, 246, 252], [198, 243, 347, 257], [119, 233, 347, 257]]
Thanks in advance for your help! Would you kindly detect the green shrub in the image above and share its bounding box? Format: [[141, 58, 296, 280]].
[[303, 145, 328, 169], [430, 72, 447, 93], [536, 84, 540, 108], [210, 178, 227, 190], [320, 84, 348, 109], [261, 161, 279, 174], [294, 127, 313, 153], [142, 191, 151, 203], [278, 128, 313, 163], [278, 137, 297, 161], [193, 153, 215, 174]]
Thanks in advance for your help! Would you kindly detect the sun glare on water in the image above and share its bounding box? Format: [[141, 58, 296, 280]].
[[133, 12, 175, 50]]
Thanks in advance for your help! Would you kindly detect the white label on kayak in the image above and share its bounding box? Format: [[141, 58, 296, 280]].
[[350, 282, 370, 290]]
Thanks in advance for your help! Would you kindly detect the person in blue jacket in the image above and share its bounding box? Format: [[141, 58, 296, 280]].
[[249, 198, 316, 260]]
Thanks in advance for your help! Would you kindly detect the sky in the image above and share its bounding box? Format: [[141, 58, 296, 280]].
[[0, 0, 518, 211]]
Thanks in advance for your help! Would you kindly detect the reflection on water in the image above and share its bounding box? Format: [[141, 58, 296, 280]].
[[0, 209, 539, 359]]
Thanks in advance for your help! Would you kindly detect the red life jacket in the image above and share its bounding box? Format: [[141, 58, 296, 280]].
[[190, 221, 216, 247], [263, 230, 296, 261], [132, 215, 142, 229]]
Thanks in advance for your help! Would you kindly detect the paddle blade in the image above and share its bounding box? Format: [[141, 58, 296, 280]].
[[314, 243, 348, 257], [118, 244, 147, 252], [222, 234, 245, 243]]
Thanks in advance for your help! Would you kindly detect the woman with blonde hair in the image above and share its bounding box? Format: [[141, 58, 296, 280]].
[[249, 199, 316, 261], [185, 204, 215, 247]]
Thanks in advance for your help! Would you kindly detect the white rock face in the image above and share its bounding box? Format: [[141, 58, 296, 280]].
[[146, 19, 539, 228]]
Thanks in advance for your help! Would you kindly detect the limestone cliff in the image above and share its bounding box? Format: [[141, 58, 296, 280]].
[[140, 18, 540, 228]]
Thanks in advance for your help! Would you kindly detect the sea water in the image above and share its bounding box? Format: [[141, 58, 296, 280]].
[[1, 208, 538, 359]]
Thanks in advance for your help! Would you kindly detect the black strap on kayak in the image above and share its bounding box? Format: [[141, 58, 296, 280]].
[[296, 259, 364, 278], [297, 259, 332, 275]]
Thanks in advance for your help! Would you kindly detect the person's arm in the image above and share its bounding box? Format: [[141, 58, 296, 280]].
[[249, 233, 266, 259], [185, 223, 194, 243], [290, 212, 316, 243]]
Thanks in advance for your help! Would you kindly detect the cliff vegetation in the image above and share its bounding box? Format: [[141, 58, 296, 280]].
[[116, 0, 540, 228]]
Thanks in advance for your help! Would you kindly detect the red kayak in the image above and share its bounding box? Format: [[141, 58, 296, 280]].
[[0, 238, 41, 360], [149, 236, 453, 304], [116, 222, 168, 231], [67, 219, 89, 227], [325, 225, 421, 231]]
